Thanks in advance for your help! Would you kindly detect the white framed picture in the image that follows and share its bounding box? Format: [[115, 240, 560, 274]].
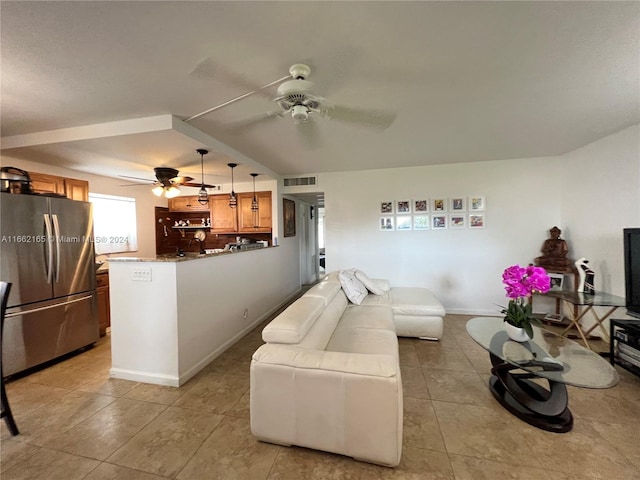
[[413, 199, 428, 213], [450, 196, 466, 212], [469, 195, 486, 211], [379, 216, 395, 231], [380, 201, 394, 214], [396, 216, 412, 231], [432, 214, 448, 229], [469, 213, 485, 228], [549, 273, 564, 291], [431, 198, 447, 212], [396, 200, 411, 214], [449, 214, 466, 229], [413, 215, 430, 230]]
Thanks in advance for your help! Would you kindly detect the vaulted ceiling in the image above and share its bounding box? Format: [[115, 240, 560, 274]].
[[1, 1, 638, 183]]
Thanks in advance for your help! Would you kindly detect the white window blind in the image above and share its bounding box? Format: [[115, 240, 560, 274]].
[[89, 193, 138, 254]]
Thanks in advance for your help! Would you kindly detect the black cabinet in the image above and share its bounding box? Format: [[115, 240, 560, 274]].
[[610, 319, 640, 378]]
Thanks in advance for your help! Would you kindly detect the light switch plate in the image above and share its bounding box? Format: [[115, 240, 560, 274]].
[[132, 267, 152, 282]]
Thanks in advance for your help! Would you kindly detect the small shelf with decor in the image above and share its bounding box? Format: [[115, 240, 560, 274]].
[[171, 225, 210, 230], [610, 319, 640, 378]]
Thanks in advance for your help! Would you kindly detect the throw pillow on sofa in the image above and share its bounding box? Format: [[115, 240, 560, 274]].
[[355, 269, 388, 295], [338, 269, 368, 305]]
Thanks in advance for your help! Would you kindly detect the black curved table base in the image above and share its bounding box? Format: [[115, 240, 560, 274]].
[[488, 353, 573, 433]]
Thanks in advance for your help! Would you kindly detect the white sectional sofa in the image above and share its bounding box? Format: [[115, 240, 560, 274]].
[[250, 270, 446, 466]]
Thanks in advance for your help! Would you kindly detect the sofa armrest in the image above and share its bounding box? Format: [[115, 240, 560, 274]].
[[252, 344, 397, 378]]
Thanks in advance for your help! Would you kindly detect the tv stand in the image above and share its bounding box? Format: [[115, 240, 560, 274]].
[[609, 319, 640, 378]]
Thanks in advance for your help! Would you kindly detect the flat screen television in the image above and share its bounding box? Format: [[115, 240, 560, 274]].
[[624, 228, 640, 319]]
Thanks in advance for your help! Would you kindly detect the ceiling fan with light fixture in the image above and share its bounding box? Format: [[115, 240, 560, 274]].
[[119, 149, 217, 198], [186, 63, 397, 147]]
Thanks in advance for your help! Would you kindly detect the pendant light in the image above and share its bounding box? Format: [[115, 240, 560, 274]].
[[196, 149, 209, 205], [250, 173, 259, 227], [228, 163, 237, 208]]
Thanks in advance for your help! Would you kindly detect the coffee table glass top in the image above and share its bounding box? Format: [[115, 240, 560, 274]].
[[466, 317, 619, 388], [541, 291, 626, 307]]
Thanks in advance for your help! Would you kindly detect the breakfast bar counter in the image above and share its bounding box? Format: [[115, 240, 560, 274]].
[[108, 245, 297, 386]]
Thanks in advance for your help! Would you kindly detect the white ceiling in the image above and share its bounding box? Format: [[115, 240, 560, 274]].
[[1, 1, 639, 183]]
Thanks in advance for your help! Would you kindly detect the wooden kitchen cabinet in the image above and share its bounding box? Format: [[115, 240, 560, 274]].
[[168, 196, 210, 212], [96, 272, 110, 336], [209, 195, 238, 233], [238, 191, 272, 233], [29, 172, 89, 201]]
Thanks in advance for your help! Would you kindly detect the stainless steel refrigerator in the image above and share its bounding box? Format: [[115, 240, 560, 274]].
[[1, 192, 98, 376]]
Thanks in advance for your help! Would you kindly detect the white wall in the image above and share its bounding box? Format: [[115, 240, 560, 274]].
[[0, 155, 164, 258], [319, 157, 563, 314]]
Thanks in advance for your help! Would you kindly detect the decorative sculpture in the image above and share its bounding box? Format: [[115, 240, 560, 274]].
[[575, 257, 595, 294], [535, 226, 572, 271]]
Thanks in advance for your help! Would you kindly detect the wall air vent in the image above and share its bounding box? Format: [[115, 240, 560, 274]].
[[284, 176, 317, 187]]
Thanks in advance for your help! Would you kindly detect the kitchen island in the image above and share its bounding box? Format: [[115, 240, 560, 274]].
[[108, 246, 300, 386]]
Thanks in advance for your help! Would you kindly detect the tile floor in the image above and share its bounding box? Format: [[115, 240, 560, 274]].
[[2, 314, 640, 479]]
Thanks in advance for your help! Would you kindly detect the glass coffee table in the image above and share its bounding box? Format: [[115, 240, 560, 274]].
[[466, 317, 619, 433]]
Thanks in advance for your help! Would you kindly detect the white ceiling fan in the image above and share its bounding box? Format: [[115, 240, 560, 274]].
[[186, 62, 396, 147]]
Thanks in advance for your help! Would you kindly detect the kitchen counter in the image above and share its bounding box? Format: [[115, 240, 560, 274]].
[[109, 245, 277, 263]]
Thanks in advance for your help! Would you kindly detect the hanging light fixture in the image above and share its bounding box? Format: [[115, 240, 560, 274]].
[[228, 163, 237, 208], [196, 149, 209, 205], [250, 173, 259, 227]]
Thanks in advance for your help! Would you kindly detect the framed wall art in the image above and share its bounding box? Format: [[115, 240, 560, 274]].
[[380, 201, 394, 214], [432, 214, 448, 229], [413, 199, 428, 213], [413, 215, 429, 230], [469, 195, 486, 211], [396, 200, 411, 214], [469, 213, 485, 228], [449, 214, 466, 229], [450, 196, 466, 212], [431, 198, 447, 212], [396, 216, 412, 231], [379, 216, 395, 231], [548, 273, 564, 291], [283, 198, 296, 237]]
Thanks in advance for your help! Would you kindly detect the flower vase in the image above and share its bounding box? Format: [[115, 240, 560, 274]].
[[505, 323, 530, 342]]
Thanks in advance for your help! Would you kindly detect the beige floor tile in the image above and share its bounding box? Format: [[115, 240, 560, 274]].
[[13, 390, 115, 446], [172, 371, 249, 414], [450, 454, 579, 480], [567, 381, 640, 423], [176, 415, 281, 480], [0, 439, 40, 472], [403, 397, 446, 452], [107, 406, 223, 478], [204, 350, 252, 377], [4, 380, 69, 417], [587, 418, 640, 469], [226, 389, 251, 419], [422, 369, 494, 407], [461, 348, 493, 374], [83, 462, 169, 480], [46, 398, 167, 460], [434, 400, 637, 478], [415, 345, 475, 372], [123, 382, 190, 405], [0, 446, 99, 480], [400, 365, 430, 399], [398, 343, 420, 367], [78, 376, 140, 397]]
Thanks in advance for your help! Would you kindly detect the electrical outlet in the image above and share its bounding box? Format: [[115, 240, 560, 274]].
[[132, 267, 152, 282], [243, 308, 249, 319]]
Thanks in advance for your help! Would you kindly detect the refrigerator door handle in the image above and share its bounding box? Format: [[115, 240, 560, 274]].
[[4, 294, 93, 318], [44, 213, 54, 284], [52, 213, 61, 283]]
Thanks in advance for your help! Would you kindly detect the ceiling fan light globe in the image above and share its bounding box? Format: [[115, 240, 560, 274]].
[[165, 186, 181, 199], [152, 185, 164, 196], [292, 105, 309, 121]]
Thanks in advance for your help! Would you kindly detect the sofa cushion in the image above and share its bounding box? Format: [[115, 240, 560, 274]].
[[390, 287, 446, 316], [359, 291, 391, 307], [304, 279, 342, 307], [262, 297, 326, 344], [298, 290, 349, 350], [355, 270, 386, 295], [326, 326, 398, 358], [338, 269, 368, 305], [341, 304, 396, 332]]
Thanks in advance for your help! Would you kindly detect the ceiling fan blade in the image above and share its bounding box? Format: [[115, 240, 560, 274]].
[[229, 111, 283, 133], [296, 120, 322, 150], [181, 182, 217, 189], [118, 174, 155, 183], [170, 176, 194, 185], [324, 105, 396, 131], [190, 57, 274, 100]]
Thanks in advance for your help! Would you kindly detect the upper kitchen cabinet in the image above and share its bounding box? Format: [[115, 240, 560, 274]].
[[238, 191, 272, 233], [168, 196, 210, 212], [30, 172, 89, 201], [209, 195, 238, 233]]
